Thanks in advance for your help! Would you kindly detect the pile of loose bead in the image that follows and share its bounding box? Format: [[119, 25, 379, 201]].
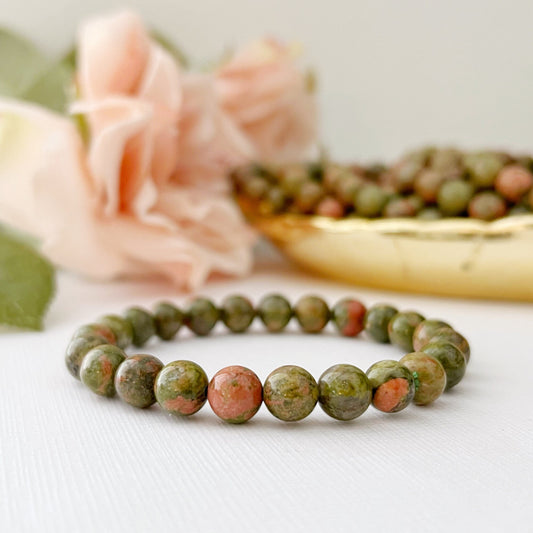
[[65, 295, 470, 424], [232, 146, 533, 221]]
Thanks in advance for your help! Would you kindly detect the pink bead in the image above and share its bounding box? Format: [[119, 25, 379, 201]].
[[207, 366, 263, 424]]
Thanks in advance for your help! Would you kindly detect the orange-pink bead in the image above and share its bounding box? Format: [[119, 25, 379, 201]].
[[207, 366, 263, 424]]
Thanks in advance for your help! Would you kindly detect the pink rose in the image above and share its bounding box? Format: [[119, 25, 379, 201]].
[[0, 11, 254, 290], [215, 38, 318, 163]]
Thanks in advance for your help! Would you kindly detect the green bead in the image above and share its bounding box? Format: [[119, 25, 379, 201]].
[[72, 323, 116, 345], [437, 179, 474, 216], [124, 307, 156, 347], [257, 294, 292, 333], [318, 364, 372, 421], [422, 341, 466, 390], [99, 315, 134, 349], [427, 327, 470, 364], [294, 295, 330, 333], [366, 360, 415, 413], [364, 304, 399, 343], [185, 298, 219, 336], [153, 302, 183, 341], [115, 355, 164, 408], [464, 152, 504, 188], [412, 319, 451, 352], [155, 360, 209, 416], [387, 311, 425, 352], [65, 334, 110, 380], [417, 207, 443, 220], [263, 366, 319, 422], [80, 345, 126, 397], [399, 352, 447, 405], [220, 295, 255, 333], [354, 184, 388, 217]]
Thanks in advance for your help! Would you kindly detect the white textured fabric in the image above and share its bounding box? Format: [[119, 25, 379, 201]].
[[1, 252, 532, 533]]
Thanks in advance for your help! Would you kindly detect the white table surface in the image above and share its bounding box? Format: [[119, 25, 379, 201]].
[[1, 248, 532, 533]]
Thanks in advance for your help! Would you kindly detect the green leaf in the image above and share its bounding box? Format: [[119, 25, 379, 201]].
[[0, 230, 55, 331], [151, 29, 189, 68], [0, 28, 73, 113]]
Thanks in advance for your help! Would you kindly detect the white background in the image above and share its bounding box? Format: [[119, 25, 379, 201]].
[[1, 1, 533, 532]]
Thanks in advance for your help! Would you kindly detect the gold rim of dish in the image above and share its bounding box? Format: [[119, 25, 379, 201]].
[[238, 196, 533, 301]]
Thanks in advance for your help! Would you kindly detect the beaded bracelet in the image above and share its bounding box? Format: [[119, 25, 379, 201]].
[[65, 295, 470, 424]]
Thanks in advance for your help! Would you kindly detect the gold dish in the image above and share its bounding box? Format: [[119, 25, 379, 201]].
[[238, 198, 533, 301]]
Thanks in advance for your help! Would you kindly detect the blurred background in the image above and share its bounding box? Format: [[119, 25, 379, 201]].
[[3, 0, 533, 161]]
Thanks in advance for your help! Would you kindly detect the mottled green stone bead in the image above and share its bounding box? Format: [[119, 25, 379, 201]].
[[80, 345, 126, 397], [437, 179, 474, 216], [220, 295, 255, 333], [366, 360, 415, 413], [115, 355, 164, 408], [399, 352, 447, 405], [422, 341, 466, 390], [318, 364, 372, 421], [388, 311, 425, 352], [428, 327, 470, 363], [355, 184, 388, 217], [331, 298, 366, 337], [99, 315, 134, 349], [185, 298, 219, 336], [263, 366, 318, 422], [65, 334, 110, 379], [412, 319, 451, 352], [72, 323, 116, 345], [124, 307, 156, 347], [153, 302, 183, 341], [257, 294, 292, 333], [364, 304, 399, 343], [294, 295, 330, 333], [155, 360, 209, 416]]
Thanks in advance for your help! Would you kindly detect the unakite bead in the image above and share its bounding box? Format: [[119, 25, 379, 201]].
[[468, 192, 506, 221], [263, 366, 318, 422], [153, 302, 183, 341], [399, 352, 447, 405], [294, 295, 330, 333], [366, 360, 415, 413], [354, 184, 388, 217], [115, 355, 164, 408], [412, 319, 451, 352], [80, 345, 126, 397], [100, 315, 134, 349], [220, 295, 255, 333], [318, 364, 372, 421], [388, 311, 425, 352], [437, 180, 474, 216], [426, 327, 471, 364], [464, 152, 504, 188], [364, 304, 399, 343], [331, 298, 366, 337], [185, 298, 219, 336], [208, 366, 263, 424], [72, 323, 116, 345], [155, 360, 209, 416], [65, 334, 110, 379], [422, 341, 466, 390], [257, 294, 292, 333], [417, 207, 443, 220], [124, 307, 156, 347]]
